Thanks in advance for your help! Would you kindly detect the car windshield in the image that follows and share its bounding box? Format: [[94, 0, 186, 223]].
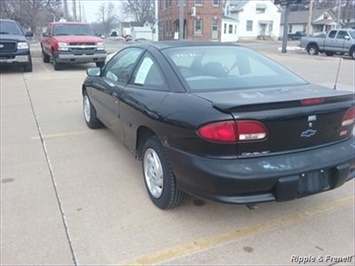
[[53, 24, 94, 36], [0, 21, 23, 35], [163, 46, 307, 91]]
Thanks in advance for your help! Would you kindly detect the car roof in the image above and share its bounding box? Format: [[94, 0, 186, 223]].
[[134, 41, 240, 50]]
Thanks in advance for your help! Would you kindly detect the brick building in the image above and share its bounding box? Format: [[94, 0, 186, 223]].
[[158, 0, 223, 41]]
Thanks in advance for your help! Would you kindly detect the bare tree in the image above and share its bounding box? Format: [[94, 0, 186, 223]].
[[97, 2, 119, 36], [122, 0, 155, 25]]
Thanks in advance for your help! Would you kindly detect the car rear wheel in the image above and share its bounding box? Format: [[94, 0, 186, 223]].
[[350, 47, 355, 60], [42, 50, 50, 63], [142, 136, 186, 209], [83, 91, 103, 129], [307, 44, 319, 56]]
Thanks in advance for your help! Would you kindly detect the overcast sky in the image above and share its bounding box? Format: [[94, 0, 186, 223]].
[[68, 0, 123, 23]]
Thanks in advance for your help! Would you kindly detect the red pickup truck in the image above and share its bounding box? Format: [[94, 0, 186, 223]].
[[41, 21, 107, 70]]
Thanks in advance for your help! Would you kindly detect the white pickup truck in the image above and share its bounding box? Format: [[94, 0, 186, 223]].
[[300, 29, 355, 59]]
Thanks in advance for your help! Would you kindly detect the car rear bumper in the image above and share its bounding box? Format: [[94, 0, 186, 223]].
[[166, 139, 355, 204], [53, 51, 107, 64]]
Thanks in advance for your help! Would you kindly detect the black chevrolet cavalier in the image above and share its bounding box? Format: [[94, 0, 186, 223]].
[[82, 41, 355, 209]]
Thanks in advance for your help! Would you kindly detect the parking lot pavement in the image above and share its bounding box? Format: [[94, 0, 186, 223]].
[[1, 54, 354, 265]]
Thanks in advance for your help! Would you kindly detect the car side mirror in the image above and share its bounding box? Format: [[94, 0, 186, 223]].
[[42, 32, 49, 37], [25, 31, 33, 37], [344, 35, 350, 40], [86, 67, 101, 77]]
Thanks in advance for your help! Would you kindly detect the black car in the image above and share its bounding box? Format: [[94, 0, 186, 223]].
[[0, 19, 33, 72], [82, 41, 355, 209], [288, 31, 306, 40]]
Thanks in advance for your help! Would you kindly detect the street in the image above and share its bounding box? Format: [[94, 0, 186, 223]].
[[1, 49, 354, 265]]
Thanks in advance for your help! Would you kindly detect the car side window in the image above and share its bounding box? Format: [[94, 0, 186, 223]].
[[336, 31, 349, 39], [328, 30, 337, 38], [130, 53, 165, 89], [104, 48, 143, 84]]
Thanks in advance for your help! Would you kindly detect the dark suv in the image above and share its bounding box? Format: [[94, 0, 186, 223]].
[[0, 19, 33, 72]]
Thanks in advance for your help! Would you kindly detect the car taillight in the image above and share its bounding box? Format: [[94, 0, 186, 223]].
[[301, 98, 325, 105], [341, 107, 355, 127], [197, 120, 268, 143]]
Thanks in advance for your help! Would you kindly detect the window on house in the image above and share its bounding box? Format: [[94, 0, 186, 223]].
[[288, 25, 292, 33], [213, 0, 219, 6], [194, 19, 203, 35], [256, 8, 265, 14], [228, 24, 233, 34], [246, 20, 253, 31], [195, 0, 203, 5], [224, 23, 227, 34], [234, 24, 237, 34], [212, 19, 218, 31]]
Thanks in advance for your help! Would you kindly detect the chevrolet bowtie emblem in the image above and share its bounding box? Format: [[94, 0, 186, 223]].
[[300, 129, 317, 138]]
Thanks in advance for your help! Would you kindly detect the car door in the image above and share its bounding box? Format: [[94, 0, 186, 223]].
[[324, 30, 337, 51], [119, 51, 170, 154], [92, 47, 144, 140], [334, 30, 351, 53]]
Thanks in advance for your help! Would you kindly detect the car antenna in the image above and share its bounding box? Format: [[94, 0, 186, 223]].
[[333, 56, 342, 90], [333, 35, 349, 90]]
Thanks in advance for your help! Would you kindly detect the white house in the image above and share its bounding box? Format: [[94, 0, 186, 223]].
[[222, 0, 281, 42]]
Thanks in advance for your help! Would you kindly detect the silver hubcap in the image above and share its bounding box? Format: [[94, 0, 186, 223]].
[[83, 95, 91, 122], [144, 148, 163, 198], [309, 48, 316, 55]]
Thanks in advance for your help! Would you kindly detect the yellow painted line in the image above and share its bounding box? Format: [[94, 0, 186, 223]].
[[119, 196, 354, 265], [32, 130, 92, 140]]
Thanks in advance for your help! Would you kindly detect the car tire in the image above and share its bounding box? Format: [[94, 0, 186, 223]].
[[142, 136, 186, 209], [96, 62, 105, 68], [23, 61, 32, 72], [53, 58, 62, 71], [325, 52, 335, 57], [42, 50, 50, 63], [350, 47, 355, 60], [307, 44, 319, 56], [83, 91, 103, 129]]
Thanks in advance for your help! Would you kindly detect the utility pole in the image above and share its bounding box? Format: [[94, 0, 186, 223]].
[[63, 0, 69, 20], [179, 0, 184, 40], [72, 0, 77, 21], [337, 0, 341, 29], [281, 2, 290, 53], [307, 0, 314, 36], [79, 0, 82, 22]]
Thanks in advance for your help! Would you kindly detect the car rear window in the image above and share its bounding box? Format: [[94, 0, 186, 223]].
[[163, 46, 307, 91]]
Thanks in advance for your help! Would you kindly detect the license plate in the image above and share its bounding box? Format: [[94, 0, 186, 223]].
[[298, 169, 331, 196]]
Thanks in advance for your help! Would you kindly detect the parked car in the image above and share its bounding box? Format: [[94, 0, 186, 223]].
[[287, 31, 306, 40], [82, 41, 355, 209], [41, 21, 107, 70], [0, 19, 33, 72], [300, 29, 355, 58]]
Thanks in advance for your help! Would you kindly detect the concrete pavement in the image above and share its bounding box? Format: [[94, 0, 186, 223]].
[[1, 51, 354, 265]]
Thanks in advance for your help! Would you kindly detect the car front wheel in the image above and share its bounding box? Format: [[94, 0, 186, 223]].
[[142, 136, 186, 209], [83, 91, 102, 129]]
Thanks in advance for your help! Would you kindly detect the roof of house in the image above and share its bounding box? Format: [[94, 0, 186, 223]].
[[281, 8, 335, 24]]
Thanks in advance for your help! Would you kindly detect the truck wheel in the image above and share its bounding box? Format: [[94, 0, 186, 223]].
[[96, 62, 105, 68], [325, 52, 335, 57], [53, 58, 62, 71], [23, 62, 32, 72], [142, 136, 186, 209], [42, 50, 50, 63], [307, 44, 319, 56], [350, 47, 355, 60]]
